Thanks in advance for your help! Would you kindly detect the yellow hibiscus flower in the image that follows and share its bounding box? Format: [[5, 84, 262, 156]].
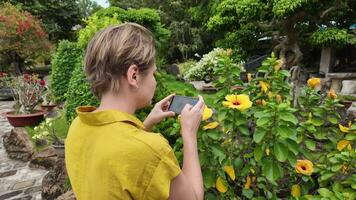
[[307, 78, 320, 89], [274, 60, 283, 71], [327, 89, 337, 99], [223, 165, 235, 181], [291, 184, 301, 197], [222, 94, 252, 111], [259, 81, 269, 93], [203, 122, 219, 130], [215, 177, 228, 193], [339, 124, 350, 133], [244, 176, 251, 189], [202, 106, 213, 121], [337, 140, 352, 151], [295, 159, 313, 176]]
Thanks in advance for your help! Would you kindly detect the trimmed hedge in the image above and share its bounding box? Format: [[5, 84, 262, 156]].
[[50, 40, 83, 103], [65, 58, 99, 122]]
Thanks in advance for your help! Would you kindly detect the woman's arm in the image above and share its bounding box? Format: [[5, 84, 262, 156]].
[[169, 96, 205, 200], [143, 94, 175, 131]]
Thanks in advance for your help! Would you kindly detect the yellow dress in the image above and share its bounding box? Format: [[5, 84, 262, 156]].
[[65, 106, 181, 200]]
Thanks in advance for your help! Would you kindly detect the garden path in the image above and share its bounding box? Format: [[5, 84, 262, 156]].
[[0, 101, 47, 200]]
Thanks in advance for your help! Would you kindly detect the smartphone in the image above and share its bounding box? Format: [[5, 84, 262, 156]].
[[168, 95, 198, 114]]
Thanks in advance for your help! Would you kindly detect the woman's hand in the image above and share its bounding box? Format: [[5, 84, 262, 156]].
[[143, 94, 176, 131], [180, 95, 205, 142]]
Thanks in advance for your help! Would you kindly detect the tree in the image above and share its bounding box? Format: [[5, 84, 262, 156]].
[[208, 0, 356, 69], [0, 2, 52, 74], [6, 0, 83, 41], [78, 0, 102, 18]]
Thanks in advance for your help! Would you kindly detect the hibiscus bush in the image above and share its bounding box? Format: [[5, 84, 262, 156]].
[[169, 52, 355, 199]]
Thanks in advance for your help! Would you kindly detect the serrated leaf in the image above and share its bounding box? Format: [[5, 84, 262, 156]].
[[328, 116, 338, 124]]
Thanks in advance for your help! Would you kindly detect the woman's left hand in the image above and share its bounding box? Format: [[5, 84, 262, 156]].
[[143, 94, 176, 131]]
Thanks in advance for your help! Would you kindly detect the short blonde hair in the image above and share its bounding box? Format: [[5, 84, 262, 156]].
[[84, 23, 156, 98]]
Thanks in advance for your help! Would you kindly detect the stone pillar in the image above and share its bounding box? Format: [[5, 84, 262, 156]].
[[319, 48, 333, 75]]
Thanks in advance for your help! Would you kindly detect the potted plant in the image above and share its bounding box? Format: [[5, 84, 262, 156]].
[[3, 74, 46, 127], [40, 88, 57, 114], [32, 118, 65, 157], [0, 72, 15, 100]]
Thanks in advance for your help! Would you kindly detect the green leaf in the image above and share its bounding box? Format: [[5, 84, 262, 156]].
[[211, 145, 226, 162], [320, 172, 334, 181], [242, 189, 254, 198], [218, 110, 227, 121], [233, 157, 244, 169], [279, 112, 298, 125], [287, 151, 297, 166], [203, 169, 215, 188], [331, 164, 343, 172], [273, 142, 288, 162], [277, 125, 293, 138], [207, 132, 220, 140], [311, 118, 324, 126], [253, 128, 267, 143], [238, 125, 249, 136], [262, 159, 282, 182], [286, 139, 299, 155], [328, 116, 338, 124], [345, 133, 356, 140], [305, 139, 316, 151], [279, 70, 290, 77], [256, 117, 270, 126], [254, 145, 263, 161], [318, 188, 334, 197]]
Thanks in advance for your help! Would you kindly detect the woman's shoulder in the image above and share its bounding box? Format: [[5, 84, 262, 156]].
[[133, 130, 173, 157]]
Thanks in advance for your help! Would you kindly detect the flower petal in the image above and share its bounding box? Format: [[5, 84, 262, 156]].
[[223, 165, 235, 181], [203, 122, 219, 130], [216, 177, 228, 193], [337, 140, 351, 151], [291, 184, 301, 197]]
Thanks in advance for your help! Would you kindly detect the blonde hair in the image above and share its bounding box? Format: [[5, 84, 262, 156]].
[[84, 22, 156, 98]]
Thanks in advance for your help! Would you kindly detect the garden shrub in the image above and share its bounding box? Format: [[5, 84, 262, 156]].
[[184, 48, 233, 81], [50, 40, 83, 103], [178, 59, 196, 78], [168, 52, 356, 199], [65, 58, 99, 122]]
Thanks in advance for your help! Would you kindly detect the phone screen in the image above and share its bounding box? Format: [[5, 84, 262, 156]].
[[168, 95, 198, 114]]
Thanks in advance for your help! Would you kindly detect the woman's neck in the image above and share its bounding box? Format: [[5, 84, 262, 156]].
[[96, 93, 136, 114]]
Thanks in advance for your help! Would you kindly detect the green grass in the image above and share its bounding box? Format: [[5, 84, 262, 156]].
[[160, 73, 217, 106]]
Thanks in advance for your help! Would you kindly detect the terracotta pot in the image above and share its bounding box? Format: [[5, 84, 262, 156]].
[[41, 104, 57, 113], [3, 110, 45, 127]]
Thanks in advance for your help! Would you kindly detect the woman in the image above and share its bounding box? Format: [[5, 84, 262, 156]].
[[65, 23, 204, 200]]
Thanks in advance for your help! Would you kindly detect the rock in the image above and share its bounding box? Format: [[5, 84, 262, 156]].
[[3, 128, 35, 161], [30, 146, 57, 170], [341, 80, 356, 94], [56, 190, 76, 200], [42, 158, 69, 200], [166, 64, 180, 76], [347, 102, 356, 118]]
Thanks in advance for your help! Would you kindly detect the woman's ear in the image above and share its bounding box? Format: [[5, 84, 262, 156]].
[[126, 64, 139, 88]]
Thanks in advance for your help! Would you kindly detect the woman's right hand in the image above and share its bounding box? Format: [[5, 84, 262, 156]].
[[180, 95, 205, 141]]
